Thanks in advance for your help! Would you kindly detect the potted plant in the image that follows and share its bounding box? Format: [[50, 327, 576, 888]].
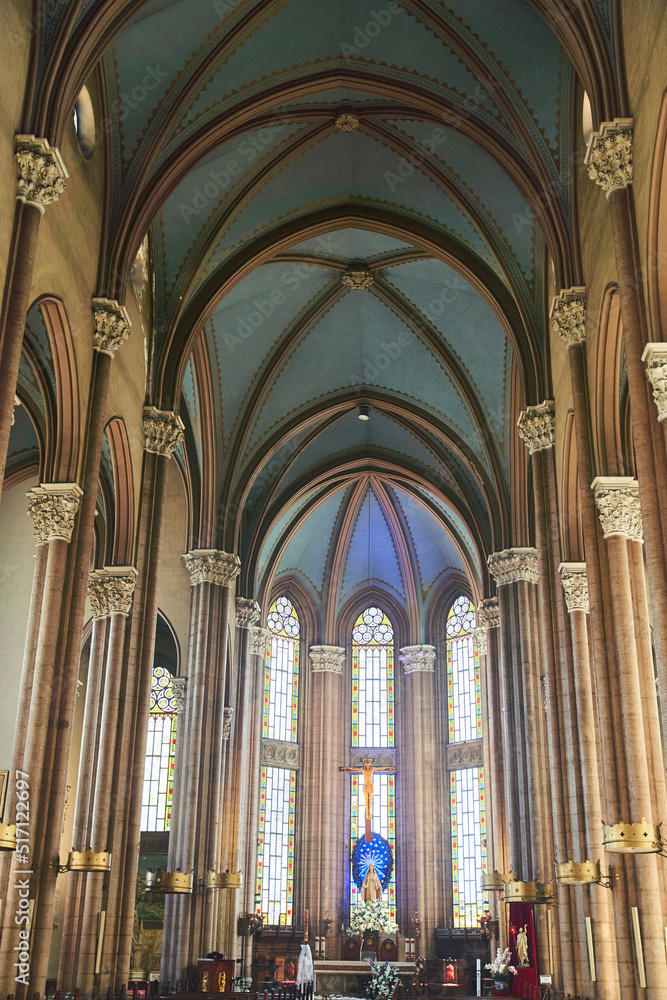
[[349, 900, 398, 935], [485, 947, 517, 995]]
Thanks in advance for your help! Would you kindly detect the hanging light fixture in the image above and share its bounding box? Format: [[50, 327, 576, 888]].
[[602, 819, 665, 855], [555, 859, 614, 889], [67, 850, 112, 872], [145, 868, 193, 894], [0, 824, 17, 851], [503, 879, 553, 905], [481, 870, 514, 892], [357, 405, 371, 421]]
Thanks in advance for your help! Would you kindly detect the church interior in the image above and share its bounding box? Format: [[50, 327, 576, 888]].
[[0, 1, 667, 998]]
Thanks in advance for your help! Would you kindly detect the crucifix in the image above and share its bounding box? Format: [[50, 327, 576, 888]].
[[339, 756, 396, 842]]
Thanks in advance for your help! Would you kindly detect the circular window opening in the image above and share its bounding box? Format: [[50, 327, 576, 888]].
[[582, 91, 594, 148], [73, 86, 95, 159]]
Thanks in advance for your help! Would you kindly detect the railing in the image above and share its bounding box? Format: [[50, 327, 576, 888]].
[[6, 983, 315, 1000]]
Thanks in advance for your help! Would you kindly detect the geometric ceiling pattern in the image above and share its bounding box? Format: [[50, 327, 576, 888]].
[[33, 0, 618, 636]]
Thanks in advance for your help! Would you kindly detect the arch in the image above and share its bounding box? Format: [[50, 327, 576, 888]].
[[424, 572, 480, 646], [104, 417, 135, 566], [647, 88, 667, 343], [594, 284, 624, 475], [559, 409, 584, 562], [73, 84, 96, 159]]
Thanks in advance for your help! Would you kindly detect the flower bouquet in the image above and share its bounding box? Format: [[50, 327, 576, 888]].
[[349, 899, 398, 934], [366, 961, 400, 1000], [485, 947, 517, 994]]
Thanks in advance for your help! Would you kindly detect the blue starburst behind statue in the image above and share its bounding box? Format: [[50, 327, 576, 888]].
[[352, 832, 393, 891]]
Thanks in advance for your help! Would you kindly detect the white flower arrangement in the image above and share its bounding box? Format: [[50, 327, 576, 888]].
[[349, 899, 398, 934], [367, 961, 400, 1000], [485, 947, 517, 979]]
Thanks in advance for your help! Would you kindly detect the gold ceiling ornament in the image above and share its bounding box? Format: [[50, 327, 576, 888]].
[[341, 268, 374, 290], [145, 868, 193, 894], [602, 818, 664, 855], [335, 112, 359, 132], [67, 850, 112, 872], [0, 823, 17, 851], [555, 859, 613, 888], [503, 879, 553, 904]]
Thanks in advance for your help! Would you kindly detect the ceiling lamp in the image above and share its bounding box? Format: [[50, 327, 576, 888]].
[[357, 405, 371, 421], [335, 112, 359, 132], [602, 818, 665, 855], [0, 823, 17, 851], [503, 879, 553, 905], [555, 859, 613, 888]]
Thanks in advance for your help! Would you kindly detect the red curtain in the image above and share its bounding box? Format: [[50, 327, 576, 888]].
[[508, 904, 538, 997]]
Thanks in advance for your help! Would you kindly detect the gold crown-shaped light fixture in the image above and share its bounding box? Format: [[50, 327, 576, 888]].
[[481, 871, 515, 892], [67, 850, 112, 872], [147, 868, 193, 894], [555, 859, 613, 889], [602, 818, 663, 855], [207, 870, 243, 890], [503, 879, 553, 904], [0, 823, 17, 851]]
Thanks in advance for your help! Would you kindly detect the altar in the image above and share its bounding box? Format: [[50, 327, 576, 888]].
[[313, 960, 415, 998]]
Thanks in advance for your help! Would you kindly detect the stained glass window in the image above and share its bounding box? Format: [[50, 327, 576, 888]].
[[264, 596, 300, 742], [350, 772, 396, 919], [141, 666, 178, 831], [352, 607, 394, 748], [256, 766, 296, 925], [451, 767, 487, 927], [447, 595, 481, 743]]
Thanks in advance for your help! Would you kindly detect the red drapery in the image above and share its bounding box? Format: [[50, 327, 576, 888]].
[[508, 904, 538, 997]]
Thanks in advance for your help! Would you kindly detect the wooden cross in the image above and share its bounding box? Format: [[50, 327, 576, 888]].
[[339, 756, 396, 842]]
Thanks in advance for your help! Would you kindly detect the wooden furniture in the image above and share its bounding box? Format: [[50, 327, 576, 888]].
[[197, 959, 235, 992]]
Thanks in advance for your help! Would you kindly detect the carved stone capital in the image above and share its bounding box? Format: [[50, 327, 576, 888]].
[[592, 476, 642, 542], [92, 298, 131, 356], [558, 562, 589, 614], [470, 627, 487, 656], [642, 343, 667, 422], [550, 287, 586, 348], [170, 676, 186, 713], [236, 597, 261, 629], [143, 407, 185, 456], [88, 566, 137, 619], [15, 135, 68, 213], [222, 706, 234, 739], [341, 269, 373, 290], [399, 644, 436, 674], [309, 645, 346, 674], [585, 119, 633, 198], [26, 483, 83, 545], [446, 739, 483, 770], [182, 549, 241, 587], [487, 548, 539, 586], [250, 627, 271, 657], [477, 598, 500, 630], [261, 739, 300, 768], [517, 400, 555, 454]]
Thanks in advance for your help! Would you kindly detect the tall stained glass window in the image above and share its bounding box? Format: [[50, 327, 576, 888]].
[[257, 766, 296, 925], [351, 607, 394, 747], [350, 772, 396, 919], [264, 596, 300, 742], [141, 666, 178, 831], [446, 595, 481, 743], [450, 767, 487, 927]]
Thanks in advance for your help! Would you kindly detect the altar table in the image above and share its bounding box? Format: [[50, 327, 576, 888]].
[[313, 960, 415, 997]]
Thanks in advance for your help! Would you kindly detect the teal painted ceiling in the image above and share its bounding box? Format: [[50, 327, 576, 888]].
[[70, 0, 613, 629]]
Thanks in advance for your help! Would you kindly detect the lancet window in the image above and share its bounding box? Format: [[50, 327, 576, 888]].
[[257, 766, 296, 926], [351, 606, 394, 748], [450, 766, 487, 927], [141, 666, 178, 831], [446, 595, 481, 743], [264, 596, 300, 742]]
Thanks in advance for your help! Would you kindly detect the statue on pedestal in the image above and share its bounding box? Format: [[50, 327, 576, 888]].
[[361, 863, 383, 901], [516, 924, 529, 966]]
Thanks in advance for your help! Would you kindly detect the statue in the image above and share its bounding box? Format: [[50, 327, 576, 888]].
[[516, 924, 529, 966], [339, 757, 397, 841], [361, 862, 383, 901]]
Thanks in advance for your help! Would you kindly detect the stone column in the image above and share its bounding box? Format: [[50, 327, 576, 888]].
[[487, 548, 551, 975], [0, 484, 82, 997], [591, 478, 667, 997], [240, 626, 270, 981], [587, 121, 667, 757], [475, 599, 507, 951], [217, 598, 261, 963], [0, 137, 67, 489], [398, 645, 441, 957], [108, 409, 184, 993], [517, 401, 581, 995], [59, 568, 137, 993], [162, 550, 240, 980], [552, 289, 637, 998], [559, 564, 620, 1000], [302, 646, 346, 953]]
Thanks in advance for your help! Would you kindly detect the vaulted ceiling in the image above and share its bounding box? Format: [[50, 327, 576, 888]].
[[24, 0, 624, 632]]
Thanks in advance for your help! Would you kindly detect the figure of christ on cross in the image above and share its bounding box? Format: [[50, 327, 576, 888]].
[[339, 756, 396, 842]]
